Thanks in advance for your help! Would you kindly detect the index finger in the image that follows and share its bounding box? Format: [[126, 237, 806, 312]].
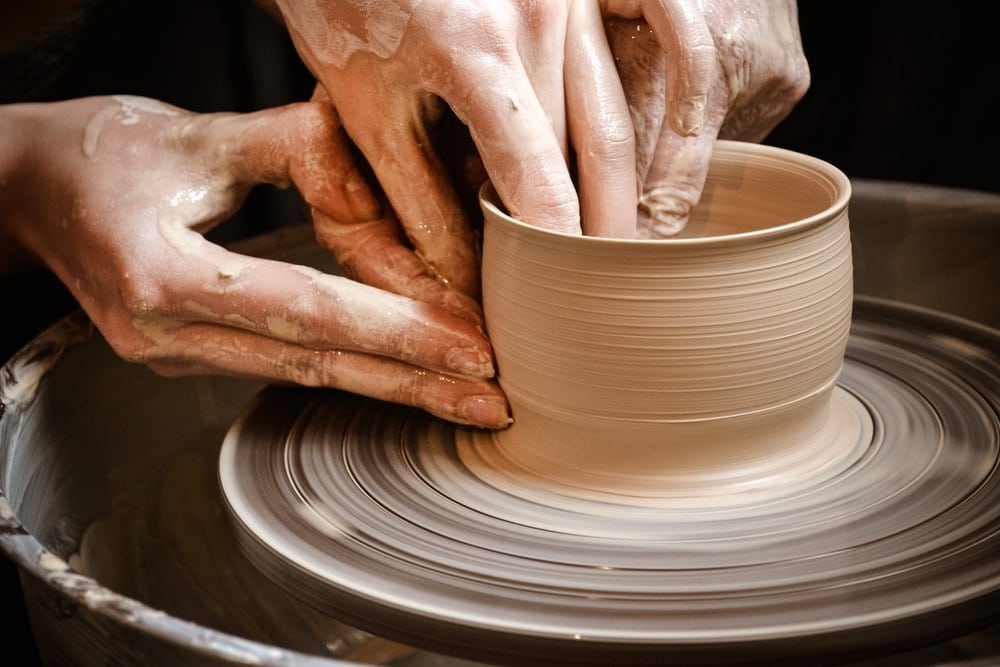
[[566, 0, 637, 238], [442, 53, 581, 235], [148, 233, 496, 380], [640, 0, 717, 137]]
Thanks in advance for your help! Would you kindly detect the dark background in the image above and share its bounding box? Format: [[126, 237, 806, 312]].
[[2, 1, 998, 664]]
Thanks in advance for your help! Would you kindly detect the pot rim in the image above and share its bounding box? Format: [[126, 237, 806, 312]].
[[479, 140, 851, 247]]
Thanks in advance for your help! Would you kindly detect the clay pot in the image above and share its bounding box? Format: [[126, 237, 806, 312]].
[[479, 140, 854, 505]]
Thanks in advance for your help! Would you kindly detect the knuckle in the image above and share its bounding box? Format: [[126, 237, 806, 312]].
[[515, 176, 580, 233], [786, 58, 811, 103], [296, 101, 339, 140], [118, 272, 168, 320], [580, 112, 635, 165], [105, 328, 152, 365], [104, 274, 174, 364], [761, 52, 811, 104]]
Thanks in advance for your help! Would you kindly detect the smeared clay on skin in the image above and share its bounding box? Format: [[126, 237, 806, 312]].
[[296, 265, 411, 347], [465, 86, 575, 227], [677, 94, 707, 135], [82, 105, 117, 158], [152, 207, 210, 257], [224, 313, 257, 329], [111, 95, 178, 122], [133, 315, 182, 348], [206, 265, 254, 295], [183, 301, 217, 320], [277, 0, 420, 69], [289, 264, 492, 374], [490, 92, 561, 158], [180, 302, 255, 330], [82, 96, 179, 158], [149, 206, 255, 298], [216, 261, 247, 281], [638, 188, 696, 236], [266, 315, 303, 342]]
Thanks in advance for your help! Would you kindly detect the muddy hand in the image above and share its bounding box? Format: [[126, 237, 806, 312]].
[[274, 0, 644, 245], [0, 96, 510, 428], [304, 85, 487, 328], [603, 0, 810, 237]]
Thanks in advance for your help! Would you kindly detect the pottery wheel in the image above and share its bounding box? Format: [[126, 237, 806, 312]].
[[219, 296, 1000, 666]]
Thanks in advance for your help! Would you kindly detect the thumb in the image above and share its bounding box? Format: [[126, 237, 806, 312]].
[[217, 101, 382, 225]]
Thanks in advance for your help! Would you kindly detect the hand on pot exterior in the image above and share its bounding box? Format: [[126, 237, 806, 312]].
[[0, 96, 510, 428], [603, 0, 810, 236]]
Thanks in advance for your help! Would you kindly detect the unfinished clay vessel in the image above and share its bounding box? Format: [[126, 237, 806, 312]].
[[478, 140, 855, 505]]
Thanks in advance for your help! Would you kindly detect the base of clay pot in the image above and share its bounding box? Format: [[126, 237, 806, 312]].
[[458, 385, 871, 509]]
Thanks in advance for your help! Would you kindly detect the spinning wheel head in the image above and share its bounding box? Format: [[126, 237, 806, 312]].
[[220, 299, 1000, 665]]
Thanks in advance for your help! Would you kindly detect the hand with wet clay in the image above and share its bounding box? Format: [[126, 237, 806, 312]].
[[603, 0, 810, 236], [0, 96, 510, 428], [269, 0, 806, 243], [271, 0, 643, 251]]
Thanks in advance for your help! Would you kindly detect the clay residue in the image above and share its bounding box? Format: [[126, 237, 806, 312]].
[[82, 96, 179, 158], [132, 314, 181, 348], [277, 0, 420, 69], [153, 208, 207, 257]]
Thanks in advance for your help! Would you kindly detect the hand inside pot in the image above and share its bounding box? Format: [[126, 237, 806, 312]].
[[270, 0, 808, 242]]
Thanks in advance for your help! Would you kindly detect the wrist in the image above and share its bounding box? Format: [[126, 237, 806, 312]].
[[0, 98, 107, 273]]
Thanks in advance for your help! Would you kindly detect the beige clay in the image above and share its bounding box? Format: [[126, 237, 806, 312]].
[[467, 140, 860, 507]]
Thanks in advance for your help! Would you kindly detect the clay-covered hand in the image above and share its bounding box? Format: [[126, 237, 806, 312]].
[[603, 0, 810, 237], [273, 0, 640, 254], [0, 96, 510, 428]]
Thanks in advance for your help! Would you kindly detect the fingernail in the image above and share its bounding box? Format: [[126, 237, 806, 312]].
[[345, 177, 381, 221], [446, 347, 494, 377], [458, 395, 513, 429], [678, 94, 707, 136]]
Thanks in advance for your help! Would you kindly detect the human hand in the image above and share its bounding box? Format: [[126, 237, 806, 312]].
[[273, 0, 640, 254], [603, 0, 810, 236], [0, 96, 510, 428]]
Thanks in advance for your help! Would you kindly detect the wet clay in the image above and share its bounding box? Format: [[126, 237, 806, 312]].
[[275, 0, 417, 69], [478, 141, 855, 505]]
